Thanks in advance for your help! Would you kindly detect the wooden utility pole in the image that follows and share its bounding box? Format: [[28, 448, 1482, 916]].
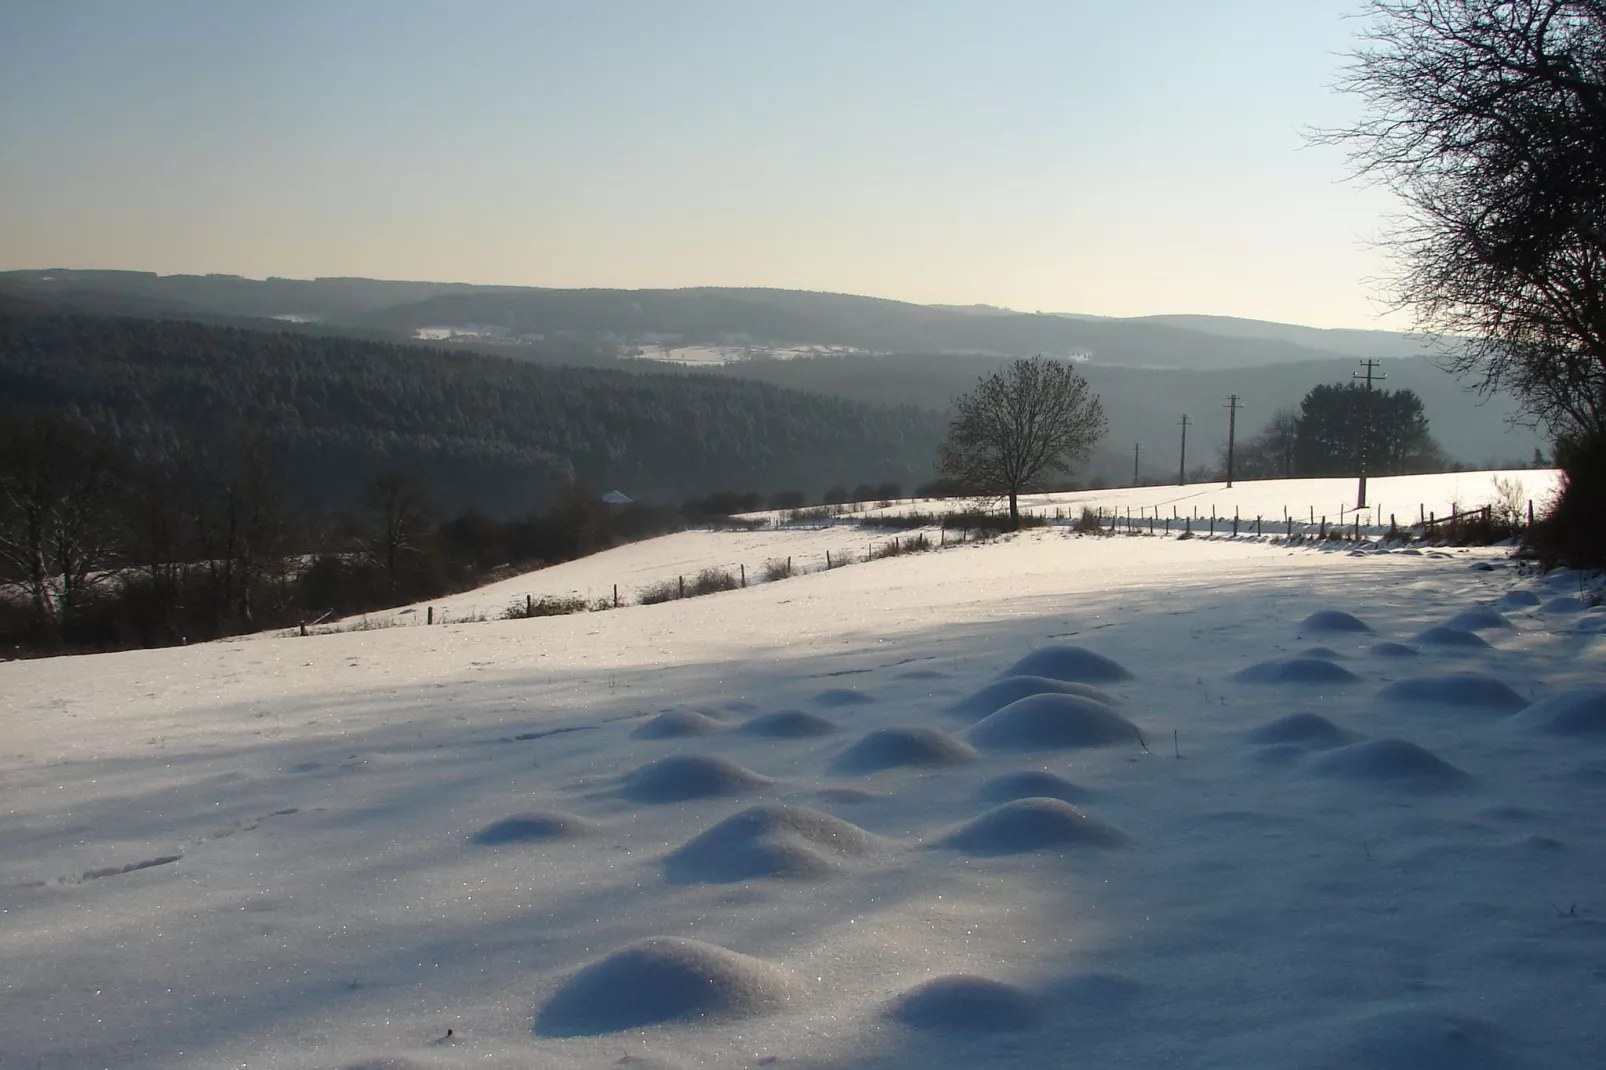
[[1353, 359, 1386, 509], [1132, 442, 1141, 486], [1224, 395, 1242, 488], [1178, 415, 1190, 486]]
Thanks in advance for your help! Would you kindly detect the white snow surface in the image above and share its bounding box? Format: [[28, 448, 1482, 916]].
[[341, 469, 1563, 626], [3, 480, 1603, 1069]]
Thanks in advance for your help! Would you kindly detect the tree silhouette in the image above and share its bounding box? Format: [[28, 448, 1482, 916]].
[[936, 356, 1106, 528]]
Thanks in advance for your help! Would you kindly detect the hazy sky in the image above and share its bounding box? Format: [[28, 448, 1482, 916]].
[[0, 1, 1405, 328]]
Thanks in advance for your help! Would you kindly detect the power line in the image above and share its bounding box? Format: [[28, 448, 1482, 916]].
[[1353, 360, 1386, 509], [1224, 395, 1242, 488], [1178, 414, 1190, 486]]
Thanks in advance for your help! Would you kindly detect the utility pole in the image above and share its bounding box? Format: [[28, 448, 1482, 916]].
[[1132, 442, 1141, 486], [1224, 394, 1242, 488], [1353, 359, 1386, 509], [1178, 415, 1190, 486]]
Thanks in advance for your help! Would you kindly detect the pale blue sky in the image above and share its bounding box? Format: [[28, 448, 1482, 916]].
[[0, 1, 1402, 327]]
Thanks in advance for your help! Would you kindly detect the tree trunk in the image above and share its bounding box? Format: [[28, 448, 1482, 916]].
[[1008, 490, 1020, 530]]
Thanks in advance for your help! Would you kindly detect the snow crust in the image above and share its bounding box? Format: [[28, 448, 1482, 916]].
[[1, 481, 1601, 1069]]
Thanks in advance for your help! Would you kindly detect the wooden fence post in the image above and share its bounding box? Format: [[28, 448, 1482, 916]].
[[740, 563, 746, 587], [613, 584, 618, 607], [427, 606, 434, 625], [678, 575, 685, 598], [527, 593, 533, 614]]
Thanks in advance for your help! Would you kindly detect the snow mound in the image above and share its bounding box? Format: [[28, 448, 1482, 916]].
[[813, 688, 875, 708], [1314, 1007, 1516, 1070], [1234, 657, 1361, 685], [1497, 589, 1541, 609], [885, 975, 1042, 1032], [633, 710, 724, 740], [663, 804, 881, 884], [1540, 595, 1585, 614], [1299, 609, 1373, 634], [1541, 567, 1587, 588], [620, 755, 774, 804], [1444, 605, 1514, 631], [534, 937, 794, 1036], [739, 709, 837, 738], [470, 811, 597, 845], [1298, 646, 1344, 660], [1309, 739, 1471, 791], [1248, 742, 1311, 769], [939, 798, 1129, 854], [965, 693, 1139, 751], [949, 675, 1119, 724], [1576, 613, 1606, 635], [830, 727, 977, 774], [1510, 687, 1606, 736], [1378, 673, 1527, 710], [1245, 712, 1361, 749], [1002, 645, 1133, 683], [1412, 625, 1491, 649], [1370, 641, 1421, 658], [980, 770, 1091, 804], [342, 1060, 427, 1070]]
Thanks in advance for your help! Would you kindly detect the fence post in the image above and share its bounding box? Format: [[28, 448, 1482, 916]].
[[1528, 500, 1534, 527], [1210, 514, 1215, 535], [527, 593, 533, 615], [740, 563, 746, 588], [827, 551, 832, 568], [613, 584, 618, 607], [1256, 515, 1261, 537], [788, 556, 792, 573], [678, 575, 685, 598], [427, 606, 434, 625]]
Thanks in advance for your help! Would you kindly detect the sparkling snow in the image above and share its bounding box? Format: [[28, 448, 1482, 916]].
[[1, 471, 1602, 1070]]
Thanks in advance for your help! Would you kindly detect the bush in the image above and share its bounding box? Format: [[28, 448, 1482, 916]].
[[688, 567, 740, 596], [502, 595, 587, 619], [637, 580, 680, 605], [761, 557, 795, 581], [1527, 429, 1606, 567], [940, 509, 1044, 534], [1072, 507, 1105, 535], [636, 567, 742, 605], [870, 533, 932, 559]]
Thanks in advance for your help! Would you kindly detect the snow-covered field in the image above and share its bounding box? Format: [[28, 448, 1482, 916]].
[[354, 469, 1561, 626], [2, 471, 1603, 1070]]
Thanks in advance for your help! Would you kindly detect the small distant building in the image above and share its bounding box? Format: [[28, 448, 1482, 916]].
[[599, 490, 633, 506]]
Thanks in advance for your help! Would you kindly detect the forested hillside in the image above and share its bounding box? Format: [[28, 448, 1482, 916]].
[[671, 352, 1544, 477], [0, 312, 945, 514]]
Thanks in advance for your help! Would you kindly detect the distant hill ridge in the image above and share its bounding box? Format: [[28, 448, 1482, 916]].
[[0, 270, 1426, 371]]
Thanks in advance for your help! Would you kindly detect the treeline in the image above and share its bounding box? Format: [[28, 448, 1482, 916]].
[[0, 409, 871, 656], [1216, 382, 1453, 481], [0, 311, 946, 516]]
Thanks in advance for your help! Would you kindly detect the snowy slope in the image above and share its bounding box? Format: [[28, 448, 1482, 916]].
[[358, 469, 1560, 626], [1, 515, 1602, 1070]]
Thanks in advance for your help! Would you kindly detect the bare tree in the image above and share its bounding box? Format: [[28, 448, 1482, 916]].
[[362, 470, 438, 599], [1319, 1, 1606, 438], [936, 356, 1106, 528], [0, 410, 125, 635]]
